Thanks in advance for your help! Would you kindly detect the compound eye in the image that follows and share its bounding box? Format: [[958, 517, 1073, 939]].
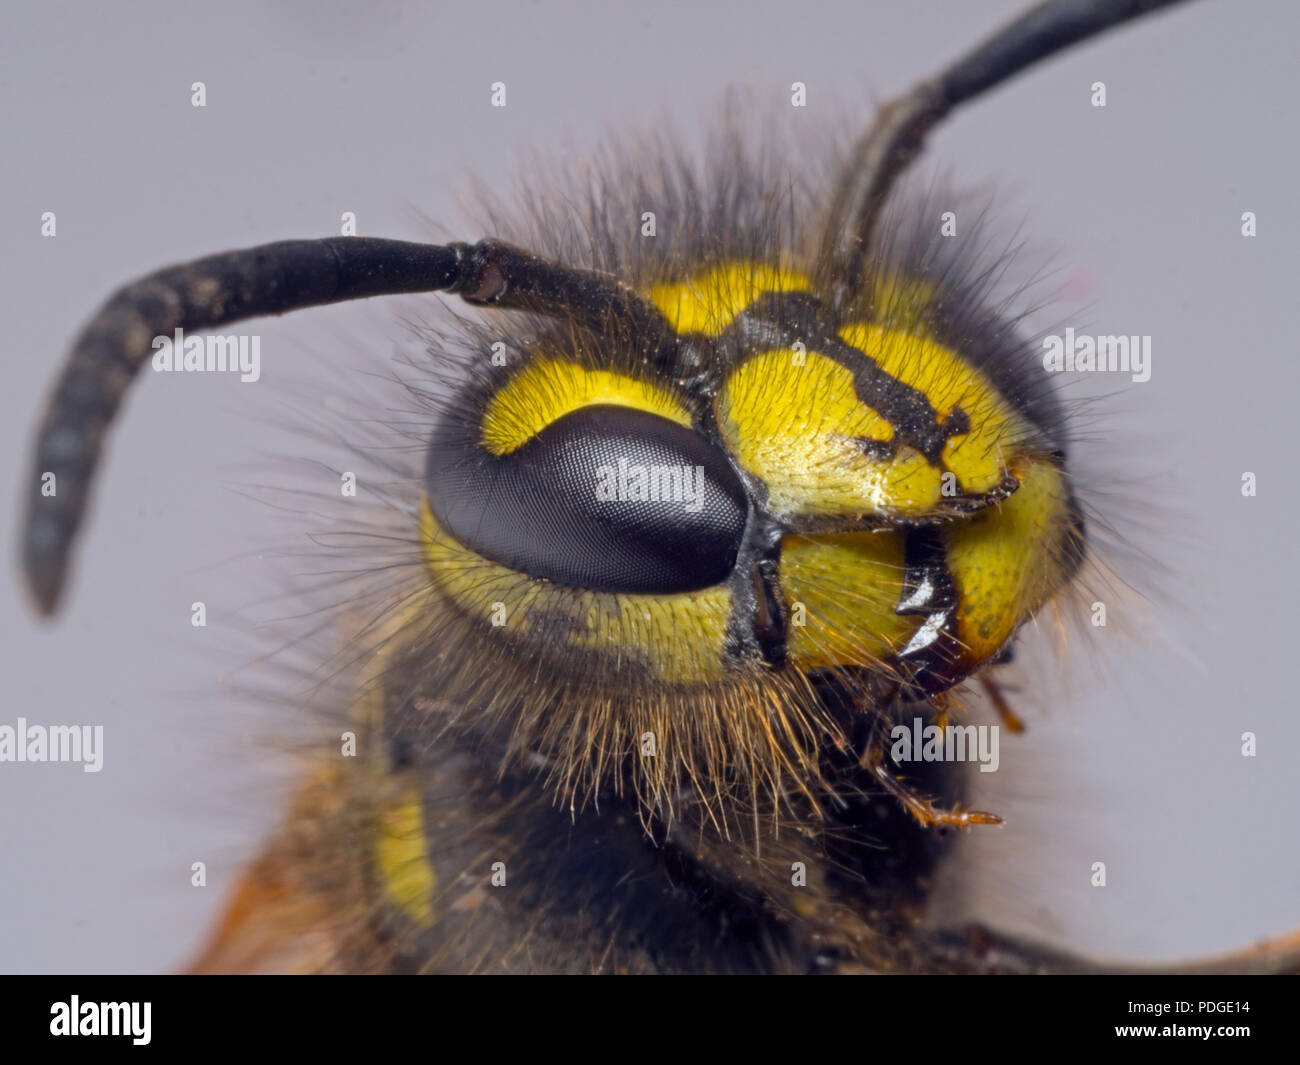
[[426, 404, 749, 594]]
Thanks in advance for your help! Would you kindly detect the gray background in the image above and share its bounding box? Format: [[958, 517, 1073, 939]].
[[2, 0, 1297, 973]]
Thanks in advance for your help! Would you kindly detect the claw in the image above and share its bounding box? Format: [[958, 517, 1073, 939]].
[[863, 741, 1003, 828]]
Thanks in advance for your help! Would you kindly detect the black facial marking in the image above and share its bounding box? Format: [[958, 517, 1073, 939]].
[[721, 514, 787, 668], [723, 291, 969, 465], [853, 437, 897, 462]]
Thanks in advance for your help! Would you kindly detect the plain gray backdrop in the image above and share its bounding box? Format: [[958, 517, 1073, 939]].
[[2, 0, 1297, 973]]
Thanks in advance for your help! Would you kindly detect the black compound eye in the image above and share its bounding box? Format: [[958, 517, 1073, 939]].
[[426, 404, 749, 594]]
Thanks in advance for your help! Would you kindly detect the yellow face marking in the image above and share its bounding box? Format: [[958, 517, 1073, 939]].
[[781, 529, 917, 670], [717, 348, 942, 518], [942, 458, 1075, 662], [648, 262, 810, 335], [838, 323, 1026, 497], [480, 359, 691, 456], [375, 786, 436, 930], [420, 501, 732, 684], [716, 320, 1029, 518]]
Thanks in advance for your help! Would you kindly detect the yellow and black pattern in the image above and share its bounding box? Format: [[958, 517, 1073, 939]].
[[356, 170, 1094, 964], [26, 0, 1300, 981], [419, 252, 1082, 700]]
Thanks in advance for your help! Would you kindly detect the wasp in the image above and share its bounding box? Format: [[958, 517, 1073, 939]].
[[20, 0, 1300, 973]]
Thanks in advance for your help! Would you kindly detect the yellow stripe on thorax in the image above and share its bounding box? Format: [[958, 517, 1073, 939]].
[[349, 600, 439, 931], [375, 786, 437, 929]]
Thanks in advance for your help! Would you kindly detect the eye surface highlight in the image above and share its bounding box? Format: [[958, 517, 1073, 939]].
[[425, 403, 749, 594]]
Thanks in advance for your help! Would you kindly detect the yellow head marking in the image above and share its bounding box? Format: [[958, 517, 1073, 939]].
[[481, 359, 691, 456], [781, 530, 916, 670], [649, 262, 810, 335], [716, 318, 1032, 519], [566, 586, 733, 684], [420, 501, 732, 683], [838, 323, 1027, 497], [717, 348, 943, 518], [942, 458, 1075, 662]]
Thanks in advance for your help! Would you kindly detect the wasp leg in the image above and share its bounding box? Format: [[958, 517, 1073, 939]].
[[861, 735, 1003, 829], [977, 672, 1026, 734]]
